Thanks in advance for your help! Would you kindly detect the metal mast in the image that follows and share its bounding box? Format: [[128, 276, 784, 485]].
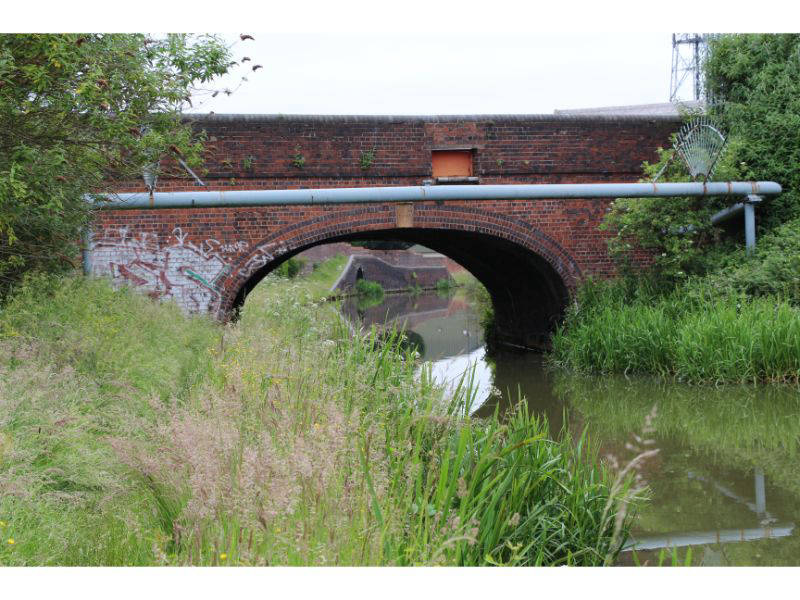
[[670, 33, 711, 103]]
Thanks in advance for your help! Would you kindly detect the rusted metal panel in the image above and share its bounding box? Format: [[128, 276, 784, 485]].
[[432, 150, 473, 177]]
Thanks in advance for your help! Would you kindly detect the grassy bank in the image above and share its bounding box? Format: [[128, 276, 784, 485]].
[[0, 270, 636, 566], [550, 279, 800, 384]]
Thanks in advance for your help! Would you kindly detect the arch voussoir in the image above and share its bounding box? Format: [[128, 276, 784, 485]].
[[215, 204, 582, 333]]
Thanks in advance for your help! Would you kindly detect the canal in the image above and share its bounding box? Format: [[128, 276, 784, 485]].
[[339, 288, 800, 566]]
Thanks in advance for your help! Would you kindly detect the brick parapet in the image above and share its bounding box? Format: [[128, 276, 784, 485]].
[[112, 113, 677, 193], [91, 113, 675, 344]]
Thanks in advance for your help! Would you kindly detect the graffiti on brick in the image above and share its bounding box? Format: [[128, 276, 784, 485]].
[[240, 241, 290, 279], [91, 227, 248, 313]]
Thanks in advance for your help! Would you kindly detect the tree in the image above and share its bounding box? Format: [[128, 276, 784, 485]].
[[705, 33, 800, 230], [0, 34, 234, 294], [600, 133, 742, 287], [602, 34, 800, 287]]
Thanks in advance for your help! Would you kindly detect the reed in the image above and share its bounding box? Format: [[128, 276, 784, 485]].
[[0, 272, 635, 566], [551, 279, 800, 384]]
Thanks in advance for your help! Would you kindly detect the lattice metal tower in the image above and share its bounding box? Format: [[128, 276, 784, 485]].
[[670, 33, 711, 103]]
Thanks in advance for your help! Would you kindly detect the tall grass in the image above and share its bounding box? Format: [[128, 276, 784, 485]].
[[302, 253, 349, 300], [0, 272, 636, 566], [0, 274, 220, 565], [551, 279, 800, 384]]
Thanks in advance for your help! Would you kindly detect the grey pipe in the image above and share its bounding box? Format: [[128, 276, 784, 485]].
[[710, 196, 762, 252], [90, 181, 782, 210], [625, 523, 795, 551], [710, 202, 745, 226], [744, 195, 762, 253]]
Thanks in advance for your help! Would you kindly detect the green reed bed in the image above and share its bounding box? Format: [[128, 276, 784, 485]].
[[551, 281, 800, 384], [0, 272, 635, 565]]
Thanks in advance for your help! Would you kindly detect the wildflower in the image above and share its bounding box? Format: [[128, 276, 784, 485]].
[[219, 553, 227, 561], [0, 521, 6, 527], [457, 477, 468, 499], [7, 538, 14, 545]]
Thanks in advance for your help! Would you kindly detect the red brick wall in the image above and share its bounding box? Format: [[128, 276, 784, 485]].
[[93, 114, 678, 320], [116, 114, 678, 192]]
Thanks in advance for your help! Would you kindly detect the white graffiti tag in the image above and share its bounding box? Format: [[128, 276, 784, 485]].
[[241, 241, 288, 278], [90, 227, 244, 314]]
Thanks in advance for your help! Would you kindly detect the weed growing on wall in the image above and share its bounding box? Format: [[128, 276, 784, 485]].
[[359, 148, 376, 171], [291, 146, 305, 169]]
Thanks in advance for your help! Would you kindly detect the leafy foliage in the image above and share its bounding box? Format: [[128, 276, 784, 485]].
[[692, 216, 800, 303], [603, 34, 800, 286], [0, 34, 232, 294], [705, 34, 800, 229], [601, 142, 734, 285], [273, 256, 305, 279]]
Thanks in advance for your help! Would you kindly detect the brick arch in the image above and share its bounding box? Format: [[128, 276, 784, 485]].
[[217, 205, 581, 349]]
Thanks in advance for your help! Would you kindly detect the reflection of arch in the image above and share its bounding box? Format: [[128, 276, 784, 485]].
[[221, 206, 579, 350]]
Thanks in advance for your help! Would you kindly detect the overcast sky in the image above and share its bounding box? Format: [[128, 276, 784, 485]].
[[13, 0, 780, 117], [187, 33, 681, 115]]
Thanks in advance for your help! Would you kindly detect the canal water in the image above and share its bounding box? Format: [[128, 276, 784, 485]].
[[340, 289, 800, 566]]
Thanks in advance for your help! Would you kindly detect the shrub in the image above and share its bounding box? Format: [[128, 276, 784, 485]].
[[355, 278, 384, 300], [273, 257, 305, 279]]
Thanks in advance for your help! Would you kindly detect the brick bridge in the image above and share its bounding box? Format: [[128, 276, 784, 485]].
[[90, 114, 678, 349]]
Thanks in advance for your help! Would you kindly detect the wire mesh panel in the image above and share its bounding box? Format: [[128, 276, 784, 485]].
[[674, 117, 727, 181]]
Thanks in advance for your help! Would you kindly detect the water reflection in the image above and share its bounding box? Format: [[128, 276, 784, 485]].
[[557, 374, 800, 564], [340, 291, 493, 403], [338, 289, 800, 565]]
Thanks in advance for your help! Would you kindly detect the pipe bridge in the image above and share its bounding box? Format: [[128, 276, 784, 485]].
[[85, 114, 780, 349], [87, 181, 780, 350]]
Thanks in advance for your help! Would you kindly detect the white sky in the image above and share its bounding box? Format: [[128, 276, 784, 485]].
[[187, 33, 677, 115], [11, 0, 787, 117]]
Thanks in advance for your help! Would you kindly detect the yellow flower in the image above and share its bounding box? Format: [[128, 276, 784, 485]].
[[0, 521, 6, 527], [219, 553, 227, 561], [7, 538, 14, 545]]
